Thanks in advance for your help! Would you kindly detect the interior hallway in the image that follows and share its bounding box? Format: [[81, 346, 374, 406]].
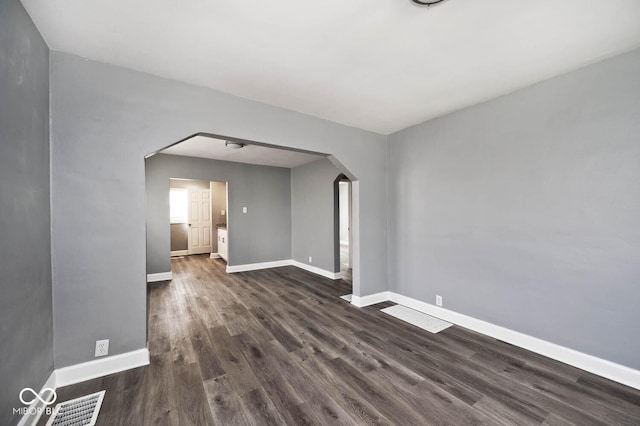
[[39, 255, 640, 425]]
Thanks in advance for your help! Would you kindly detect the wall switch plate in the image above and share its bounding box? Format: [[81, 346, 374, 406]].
[[242, 207, 247, 213], [221, 210, 225, 216], [95, 339, 109, 357], [436, 295, 443, 307], [309, 256, 312, 263]]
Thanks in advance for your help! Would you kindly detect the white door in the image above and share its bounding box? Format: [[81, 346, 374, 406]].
[[188, 188, 212, 255]]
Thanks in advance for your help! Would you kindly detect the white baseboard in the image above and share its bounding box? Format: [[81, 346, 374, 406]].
[[147, 272, 172, 282], [171, 250, 188, 256], [291, 260, 341, 280], [226, 260, 292, 273], [55, 348, 150, 388], [387, 292, 640, 391], [225, 259, 341, 280], [351, 291, 390, 307], [210, 253, 221, 259], [17, 371, 56, 426]]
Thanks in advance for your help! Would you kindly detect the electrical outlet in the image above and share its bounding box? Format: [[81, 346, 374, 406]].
[[308, 256, 312, 263], [436, 295, 443, 307], [221, 210, 225, 216], [95, 339, 109, 357], [242, 207, 247, 213]]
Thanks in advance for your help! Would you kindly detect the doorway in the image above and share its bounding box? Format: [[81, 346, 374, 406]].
[[169, 178, 227, 257], [334, 175, 352, 282]]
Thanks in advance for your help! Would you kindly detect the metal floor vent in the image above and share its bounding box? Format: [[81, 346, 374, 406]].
[[46, 390, 105, 426]]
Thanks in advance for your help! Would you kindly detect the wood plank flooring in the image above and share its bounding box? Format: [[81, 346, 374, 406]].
[[39, 254, 640, 425]]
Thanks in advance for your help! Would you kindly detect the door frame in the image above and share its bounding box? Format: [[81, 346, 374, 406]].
[[333, 174, 352, 276]]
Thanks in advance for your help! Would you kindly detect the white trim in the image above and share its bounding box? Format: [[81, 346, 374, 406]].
[[225, 259, 342, 280], [146, 272, 172, 282], [17, 371, 56, 426], [291, 260, 341, 280], [351, 291, 390, 307], [339, 240, 349, 246], [55, 348, 150, 388], [387, 292, 640, 391], [171, 250, 188, 256], [226, 260, 292, 273], [210, 253, 221, 259]]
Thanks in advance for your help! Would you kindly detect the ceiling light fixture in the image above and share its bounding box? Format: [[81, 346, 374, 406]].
[[411, 0, 447, 6], [225, 141, 244, 149]]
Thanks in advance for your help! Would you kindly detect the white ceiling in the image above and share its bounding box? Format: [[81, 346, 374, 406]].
[[21, 0, 640, 134], [160, 136, 324, 168]]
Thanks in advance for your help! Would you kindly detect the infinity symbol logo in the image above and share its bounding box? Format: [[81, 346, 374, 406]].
[[19, 387, 57, 406]]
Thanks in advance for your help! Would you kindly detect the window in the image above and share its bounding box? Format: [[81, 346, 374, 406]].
[[170, 188, 188, 224]]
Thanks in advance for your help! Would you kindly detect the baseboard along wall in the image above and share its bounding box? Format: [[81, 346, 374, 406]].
[[146, 271, 173, 282], [349, 290, 640, 391], [290, 260, 342, 280], [227, 259, 341, 280]]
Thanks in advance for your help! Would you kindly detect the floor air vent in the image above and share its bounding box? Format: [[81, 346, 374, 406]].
[[46, 390, 105, 426], [340, 294, 352, 302], [381, 305, 453, 333]]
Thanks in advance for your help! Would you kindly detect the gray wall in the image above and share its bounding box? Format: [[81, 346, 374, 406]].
[[387, 48, 640, 369], [50, 51, 387, 367], [170, 224, 188, 251], [169, 179, 210, 189], [147, 154, 291, 273], [0, 1, 53, 424], [291, 159, 341, 273]]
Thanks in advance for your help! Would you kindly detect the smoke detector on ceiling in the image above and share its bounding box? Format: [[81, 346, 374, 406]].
[[225, 141, 244, 149], [411, 0, 447, 6]]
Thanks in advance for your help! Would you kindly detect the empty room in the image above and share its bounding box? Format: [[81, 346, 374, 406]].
[[2, 0, 639, 425]]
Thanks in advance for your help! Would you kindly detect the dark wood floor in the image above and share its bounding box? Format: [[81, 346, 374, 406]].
[[40, 254, 640, 425]]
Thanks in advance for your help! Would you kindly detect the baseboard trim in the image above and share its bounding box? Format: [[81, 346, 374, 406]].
[[226, 260, 292, 273], [210, 253, 221, 259], [17, 371, 56, 426], [291, 260, 341, 280], [225, 259, 341, 280], [171, 250, 188, 256], [351, 291, 390, 307], [387, 292, 640, 391], [55, 348, 150, 388], [146, 272, 172, 282]]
